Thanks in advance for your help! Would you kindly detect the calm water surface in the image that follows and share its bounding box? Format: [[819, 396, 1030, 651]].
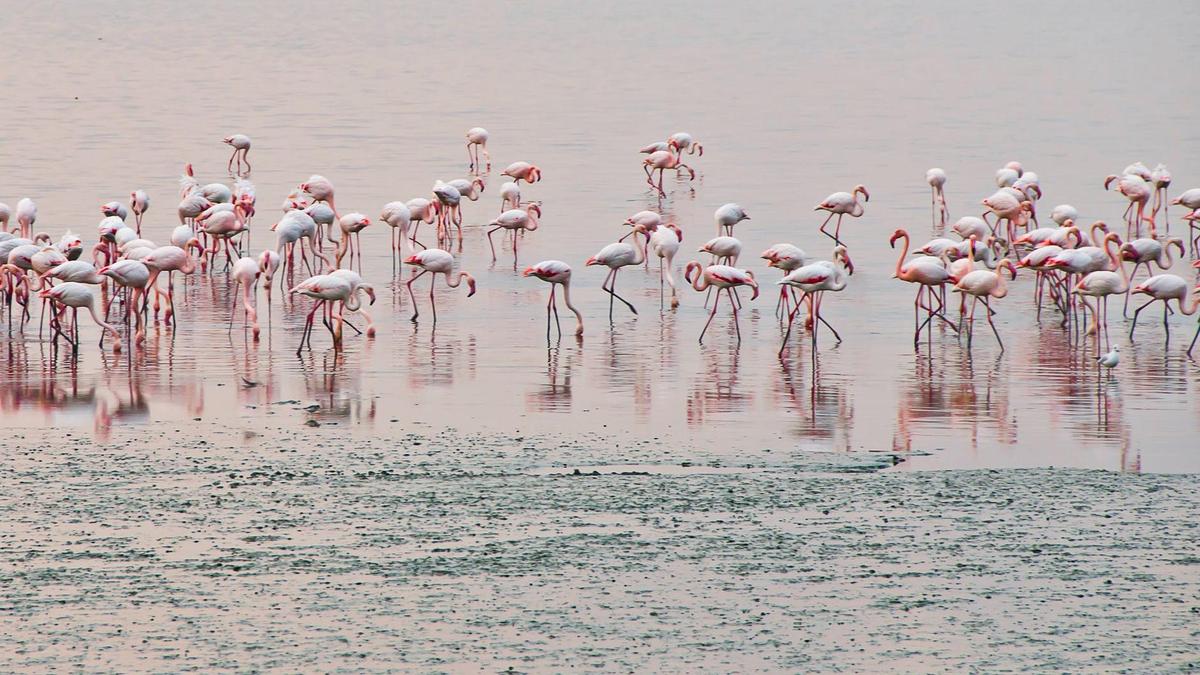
[[1, 1, 1198, 471]]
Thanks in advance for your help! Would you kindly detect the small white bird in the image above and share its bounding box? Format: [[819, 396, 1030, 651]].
[[1098, 346, 1120, 369]]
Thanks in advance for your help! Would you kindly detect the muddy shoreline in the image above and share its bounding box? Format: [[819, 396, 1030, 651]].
[[1, 428, 1195, 672]]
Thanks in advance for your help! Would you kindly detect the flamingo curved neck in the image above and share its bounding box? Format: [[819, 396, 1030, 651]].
[[893, 234, 910, 278]]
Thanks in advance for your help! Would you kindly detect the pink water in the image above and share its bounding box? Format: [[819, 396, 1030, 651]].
[[1, 0, 1198, 472]]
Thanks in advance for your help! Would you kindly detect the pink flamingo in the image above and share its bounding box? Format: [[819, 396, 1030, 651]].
[[926, 168, 949, 226], [466, 128, 490, 171], [223, 134, 252, 174], [777, 246, 852, 356], [16, 198, 36, 239], [1105, 173, 1154, 239], [129, 189, 149, 234], [683, 261, 758, 343], [890, 228, 956, 347], [403, 249, 476, 323], [380, 201, 414, 270], [523, 260, 584, 340], [1129, 271, 1200, 348], [814, 185, 869, 246], [952, 259, 1018, 350], [300, 175, 337, 218], [334, 213, 371, 269], [487, 203, 541, 263], [714, 203, 750, 236], [1073, 242, 1130, 353], [229, 256, 261, 340], [642, 150, 695, 197], [39, 282, 122, 353], [668, 132, 703, 158], [762, 243, 807, 319], [502, 162, 542, 185], [586, 232, 645, 321], [289, 274, 358, 353]]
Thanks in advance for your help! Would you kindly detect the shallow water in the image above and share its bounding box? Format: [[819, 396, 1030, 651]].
[[2, 1, 1199, 476]]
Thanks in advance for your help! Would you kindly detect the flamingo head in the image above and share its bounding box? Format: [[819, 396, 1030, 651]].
[[1000, 259, 1018, 280], [584, 256, 600, 266], [465, 276, 477, 297], [888, 229, 907, 248], [526, 202, 542, 218], [1119, 243, 1139, 261], [362, 283, 376, 306], [1103, 175, 1119, 190], [223, 136, 235, 145], [835, 246, 855, 275], [404, 254, 423, 266], [521, 266, 537, 277], [684, 261, 702, 283], [666, 223, 682, 242], [745, 271, 759, 301], [854, 184, 870, 202]]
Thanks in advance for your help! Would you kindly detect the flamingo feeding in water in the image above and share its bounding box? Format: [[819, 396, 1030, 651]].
[[890, 228, 956, 348], [466, 127, 490, 171], [39, 282, 122, 352], [643, 150, 695, 197], [926, 168, 949, 226], [223, 134, 252, 174], [952, 258, 1018, 351], [403, 249, 476, 323], [586, 232, 645, 321], [683, 261, 758, 343], [777, 246, 853, 356], [523, 260, 584, 340]]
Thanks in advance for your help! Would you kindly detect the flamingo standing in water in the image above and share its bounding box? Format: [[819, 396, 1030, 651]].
[[499, 182, 521, 212], [1105, 173, 1153, 238], [668, 132, 703, 158], [300, 175, 337, 218], [1150, 164, 1171, 228], [487, 203, 541, 263], [39, 282, 122, 352], [1119, 236, 1184, 315], [814, 185, 869, 246], [403, 249, 476, 323], [143, 243, 200, 324], [648, 223, 683, 309], [890, 228, 956, 347], [224, 134, 252, 174], [643, 150, 695, 197], [432, 181, 464, 246], [523, 260, 584, 340], [952, 259, 1018, 350], [466, 127, 490, 171], [761, 243, 807, 319], [1073, 241, 1130, 353], [714, 203, 750, 236], [229, 256, 261, 340], [129, 189, 149, 234], [334, 213, 371, 269], [380, 201, 414, 269], [405, 197, 439, 249], [683, 261, 758, 343], [290, 274, 358, 353], [98, 259, 150, 345], [1129, 270, 1200, 347], [502, 162, 542, 185], [777, 246, 852, 356], [330, 268, 377, 337], [926, 168, 949, 226], [586, 232, 645, 321]]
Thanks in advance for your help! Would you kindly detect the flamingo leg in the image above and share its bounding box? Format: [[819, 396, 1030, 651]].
[[602, 268, 637, 318], [550, 285, 561, 340], [406, 269, 427, 322], [817, 212, 837, 244], [699, 285, 721, 344], [982, 297, 1003, 351], [1129, 298, 1156, 340]]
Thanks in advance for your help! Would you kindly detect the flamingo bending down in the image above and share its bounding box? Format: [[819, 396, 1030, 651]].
[[499, 182, 521, 212], [952, 259, 1018, 350], [523, 260, 584, 340], [502, 162, 542, 185], [487, 203, 541, 263], [815, 185, 869, 246], [300, 175, 337, 218], [16, 198, 36, 239], [648, 223, 683, 309], [230, 257, 261, 339], [1119, 237, 1183, 315], [224, 134, 252, 174], [129, 189, 149, 234], [714, 203, 750, 236], [330, 268, 377, 337], [926, 168, 949, 226], [142, 242, 201, 324], [586, 232, 645, 321], [683, 261, 758, 343], [1129, 271, 1200, 348], [762, 243, 807, 319], [777, 246, 852, 356], [432, 181, 463, 245], [289, 274, 359, 353], [466, 128, 490, 171], [642, 150, 695, 197], [1073, 241, 1130, 353], [1105, 174, 1153, 239], [668, 132, 703, 158], [1150, 164, 1171, 228], [890, 228, 957, 348], [403, 249, 476, 323], [39, 282, 122, 352], [98, 260, 150, 345], [334, 213, 371, 268]]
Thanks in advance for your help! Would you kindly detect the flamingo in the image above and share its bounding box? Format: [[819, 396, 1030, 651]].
[[683, 261, 758, 343], [129, 189, 149, 234], [305, 201, 336, 247], [334, 213, 371, 269], [466, 127, 490, 171], [405, 197, 439, 249], [995, 162, 1022, 187], [814, 185, 869, 246], [1119, 236, 1184, 315], [639, 141, 670, 154], [952, 259, 1018, 350], [499, 182, 521, 212], [403, 249, 476, 323], [1105, 173, 1153, 238], [926, 168, 949, 226], [699, 236, 741, 266], [227, 256, 262, 339], [586, 232, 645, 321], [502, 162, 542, 185], [523, 260, 584, 340], [668, 132, 703, 158], [448, 177, 485, 202], [761, 243, 807, 318], [39, 282, 122, 352], [777, 246, 853, 356], [1050, 204, 1079, 226], [1129, 271, 1200, 347], [300, 175, 337, 218], [714, 203, 750, 236], [101, 201, 129, 222], [223, 134, 252, 174], [143, 243, 201, 324], [258, 249, 281, 308], [1170, 188, 1200, 254], [890, 228, 957, 347], [1073, 241, 1130, 352], [98, 259, 150, 345], [982, 187, 1034, 250], [642, 150, 695, 197], [289, 274, 359, 353], [329, 268, 377, 337], [432, 181, 464, 245], [1150, 164, 1171, 228], [380, 201, 414, 269], [16, 198, 36, 239], [648, 223, 683, 309], [487, 203, 541, 263], [952, 216, 989, 241]]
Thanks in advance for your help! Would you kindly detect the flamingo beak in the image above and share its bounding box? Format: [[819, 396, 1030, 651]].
[[522, 267, 535, 277]]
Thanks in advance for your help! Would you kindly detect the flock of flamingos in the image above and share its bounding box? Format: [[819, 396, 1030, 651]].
[[2, 129, 1200, 368]]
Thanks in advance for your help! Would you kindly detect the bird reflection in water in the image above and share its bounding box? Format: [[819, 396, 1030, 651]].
[[686, 343, 751, 426], [773, 351, 854, 450], [295, 348, 376, 424], [892, 350, 1017, 454], [526, 344, 579, 413]]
